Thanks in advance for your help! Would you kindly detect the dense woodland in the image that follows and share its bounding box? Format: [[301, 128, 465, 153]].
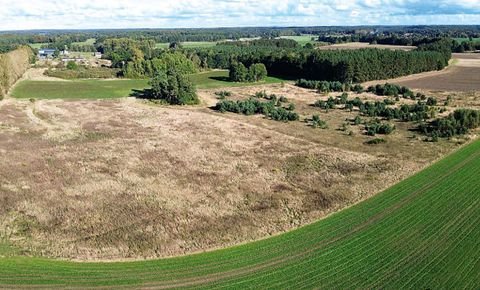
[[192, 40, 450, 82]]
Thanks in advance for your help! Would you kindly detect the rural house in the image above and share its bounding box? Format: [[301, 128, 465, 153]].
[[38, 48, 56, 59]]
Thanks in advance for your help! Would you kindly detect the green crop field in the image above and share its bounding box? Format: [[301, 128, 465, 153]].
[[0, 137, 478, 288], [12, 71, 286, 99]]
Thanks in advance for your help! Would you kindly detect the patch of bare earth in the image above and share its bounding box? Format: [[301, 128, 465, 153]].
[[363, 53, 480, 92], [0, 83, 465, 260]]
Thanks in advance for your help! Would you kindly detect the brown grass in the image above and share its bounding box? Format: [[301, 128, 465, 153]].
[[0, 80, 470, 261]]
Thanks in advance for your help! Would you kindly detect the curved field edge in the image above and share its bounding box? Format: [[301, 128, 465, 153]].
[[0, 139, 479, 288]]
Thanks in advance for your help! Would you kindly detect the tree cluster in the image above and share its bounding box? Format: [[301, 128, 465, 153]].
[[365, 119, 396, 136], [148, 68, 199, 105], [215, 97, 299, 122], [419, 109, 480, 139], [229, 62, 267, 82], [296, 79, 364, 93], [122, 51, 197, 78]]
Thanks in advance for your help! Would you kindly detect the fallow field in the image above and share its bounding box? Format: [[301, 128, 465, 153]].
[[364, 53, 480, 92], [0, 137, 478, 288]]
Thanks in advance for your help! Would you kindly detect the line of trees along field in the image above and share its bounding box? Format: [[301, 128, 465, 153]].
[[0, 46, 34, 99]]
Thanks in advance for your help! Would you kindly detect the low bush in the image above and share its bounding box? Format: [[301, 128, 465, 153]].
[[215, 98, 299, 122], [365, 120, 396, 136], [365, 138, 387, 145]]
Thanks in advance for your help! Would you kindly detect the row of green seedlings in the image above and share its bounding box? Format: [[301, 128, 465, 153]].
[[214, 91, 299, 122]]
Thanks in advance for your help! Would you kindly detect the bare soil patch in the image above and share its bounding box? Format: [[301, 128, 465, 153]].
[[363, 53, 480, 92]]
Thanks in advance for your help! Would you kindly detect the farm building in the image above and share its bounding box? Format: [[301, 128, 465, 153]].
[[38, 48, 56, 59]]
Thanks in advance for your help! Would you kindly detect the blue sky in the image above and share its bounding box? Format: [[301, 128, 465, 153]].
[[0, 0, 479, 30]]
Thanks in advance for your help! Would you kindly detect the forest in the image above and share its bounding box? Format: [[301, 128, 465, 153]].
[[192, 40, 450, 82]]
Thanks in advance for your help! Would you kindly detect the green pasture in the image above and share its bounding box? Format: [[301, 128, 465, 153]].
[[72, 38, 96, 46], [279, 35, 318, 46], [12, 70, 286, 99], [11, 79, 149, 99]]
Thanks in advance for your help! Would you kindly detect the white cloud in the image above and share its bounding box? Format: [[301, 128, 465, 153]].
[[0, 0, 478, 30]]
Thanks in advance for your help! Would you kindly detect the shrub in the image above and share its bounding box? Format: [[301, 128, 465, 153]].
[[66, 61, 78, 70], [365, 138, 387, 145], [214, 98, 298, 122], [309, 115, 328, 129], [365, 120, 395, 136], [215, 91, 232, 99]]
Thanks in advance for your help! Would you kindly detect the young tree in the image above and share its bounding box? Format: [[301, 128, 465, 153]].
[[149, 68, 199, 105], [229, 62, 248, 82], [247, 63, 268, 82]]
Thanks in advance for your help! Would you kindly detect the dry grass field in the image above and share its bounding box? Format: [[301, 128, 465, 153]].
[[0, 77, 468, 261]]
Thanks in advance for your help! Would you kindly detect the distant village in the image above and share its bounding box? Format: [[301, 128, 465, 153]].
[[38, 48, 107, 67]]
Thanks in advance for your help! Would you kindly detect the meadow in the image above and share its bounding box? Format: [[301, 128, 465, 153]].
[[71, 38, 96, 46], [11, 70, 286, 99], [28, 43, 48, 49], [0, 138, 478, 288], [454, 37, 480, 43], [11, 79, 149, 99], [278, 34, 318, 46]]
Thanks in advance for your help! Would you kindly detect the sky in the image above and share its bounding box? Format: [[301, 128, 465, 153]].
[[0, 0, 479, 31]]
